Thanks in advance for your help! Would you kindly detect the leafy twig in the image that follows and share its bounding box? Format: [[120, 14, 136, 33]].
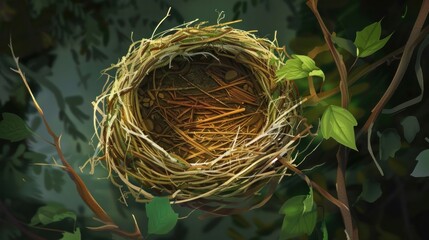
[[9, 42, 143, 240], [304, 23, 429, 106], [306, 0, 356, 238], [357, 0, 429, 139], [306, 0, 349, 108], [279, 158, 349, 212]]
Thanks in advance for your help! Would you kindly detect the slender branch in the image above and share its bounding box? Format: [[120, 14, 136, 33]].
[[9, 43, 143, 240], [279, 158, 349, 212], [304, 25, 429, 106], [357, 0, 429, 139], [306, 0, 356, 238], [306, 0, 349, 108], [307, 76, 317, 97]]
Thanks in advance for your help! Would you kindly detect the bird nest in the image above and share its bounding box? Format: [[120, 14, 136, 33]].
[[92, 20, 309, 214]]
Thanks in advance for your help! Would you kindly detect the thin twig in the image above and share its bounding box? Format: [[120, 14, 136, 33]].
[[9, 42, 143, 240], [279, 158, 349, 212]]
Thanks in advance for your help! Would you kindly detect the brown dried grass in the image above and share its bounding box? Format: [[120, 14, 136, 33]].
[[91, 20, 309, 214]]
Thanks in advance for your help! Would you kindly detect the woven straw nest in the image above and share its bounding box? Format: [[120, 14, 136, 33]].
[[92, 20, 309, 214]]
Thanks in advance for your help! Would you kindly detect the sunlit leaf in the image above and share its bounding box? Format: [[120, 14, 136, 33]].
[[378, 129, 401, 161], [61, 228, 81, 240], [0, 112, 33, 142], [30, 203, 76, 226], [400, 116, 420, 143], [146, 197, 178, 235], [411, 149, 429, 177], [276, 55, 325, 82], [354, 21, 392, 57], [359, 180, 382, 203], [320, 105, 358, 150]]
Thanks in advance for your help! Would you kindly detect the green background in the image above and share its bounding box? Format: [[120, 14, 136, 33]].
[[1, 0, 428, 239]]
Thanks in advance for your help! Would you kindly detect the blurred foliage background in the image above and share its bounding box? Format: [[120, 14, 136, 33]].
[[0, 0, 428, 239]]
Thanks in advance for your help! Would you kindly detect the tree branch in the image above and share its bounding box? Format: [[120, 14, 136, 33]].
[[357, 0, 429, 139], [306, 0, 356, 238], [9, 43, 143, 240]]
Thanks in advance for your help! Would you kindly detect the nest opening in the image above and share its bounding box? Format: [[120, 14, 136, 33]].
[[137, 52, 268, 164]]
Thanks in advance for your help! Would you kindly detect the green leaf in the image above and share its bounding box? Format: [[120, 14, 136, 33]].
[[146, 197, 178, 235], [332, 35, 356, 56], [359, 180, 382, 203], [279, 194, 317, 240], [411, 149, 429, 177], [303, 187, 314, 213], [0, 112, 33, 142], [61, 228, 81, 240], [354, 21, 392, 57], [400, 116, 420, 143], [378, 129, 401, 161], [30, 203, 76, 226], [309, 69, 325, 80], [276, 55, 325, 81], [321, 221, 328, 240], [277, 58, 308, 80], [320, 105, 358, 150]]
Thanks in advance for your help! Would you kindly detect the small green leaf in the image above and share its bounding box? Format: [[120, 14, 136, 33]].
[[400, 116, 420, 143], [0, 112, 33, 142], [359, 180, 382, 203], [320, 105, 358, 150], [276, 55, 325, 81], [378, 129, 401, 161], [309, 69, 325, 80], [61, 228, 81, 240], [332, 35, 356, 56], [411, 149, 429, 177], [146, 197, 178, 235], [277, 58, 308, 80], [354, 21, 392, 57], [30, 203, 76, 226], [279, 194, 317, 240]]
